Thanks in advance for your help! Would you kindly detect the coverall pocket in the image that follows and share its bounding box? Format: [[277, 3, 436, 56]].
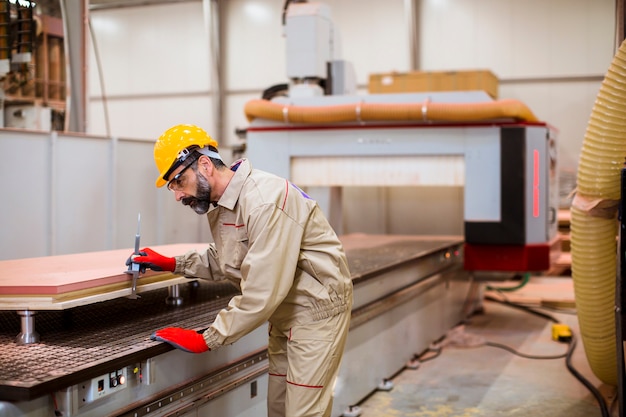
[[228, 228, 248, 269]]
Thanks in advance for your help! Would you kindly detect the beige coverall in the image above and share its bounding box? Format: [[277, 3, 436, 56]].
[[173, 158, 353, 417]]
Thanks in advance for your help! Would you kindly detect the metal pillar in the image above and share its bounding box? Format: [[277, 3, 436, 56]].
[[16, 310, 39, 345], [60, 0, 88, 132], [404, 0, 421, 71], [203, 0, 225, 148], [166, 284, 184, 306]]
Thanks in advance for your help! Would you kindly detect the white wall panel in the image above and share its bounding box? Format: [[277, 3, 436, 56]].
[[88, 3, 217, 142], [55, 136, 111, 254], [225, 92, 258, 154], [224, 0, 286, 91], [0, 131, 51, 259], [89, 3, 210, 96], [420, 0, 614, 77], [88, 95, 214, 140], [224, 0, 408, 90], [0, 130, 207, 261], [323, 0, 409, 84]]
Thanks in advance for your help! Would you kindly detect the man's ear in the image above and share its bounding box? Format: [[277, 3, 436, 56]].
[[197, 155, 213, 175]]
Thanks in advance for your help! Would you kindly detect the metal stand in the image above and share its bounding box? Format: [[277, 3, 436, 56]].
[[616, 159, 626, 417], [165, 284, 184, 306], [16, 310, 39, 345]]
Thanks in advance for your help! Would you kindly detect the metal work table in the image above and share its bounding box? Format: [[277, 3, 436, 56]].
[[0, 234, 472, 417]]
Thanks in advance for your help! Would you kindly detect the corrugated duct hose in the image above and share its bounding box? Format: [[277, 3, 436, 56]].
[[570, 39, 626, 387]]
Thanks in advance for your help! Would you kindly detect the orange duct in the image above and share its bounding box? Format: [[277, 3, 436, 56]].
[[244, 98, 539, 124]]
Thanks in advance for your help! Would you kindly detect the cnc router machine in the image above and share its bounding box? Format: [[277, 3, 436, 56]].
[[244, 91, 560, 417]]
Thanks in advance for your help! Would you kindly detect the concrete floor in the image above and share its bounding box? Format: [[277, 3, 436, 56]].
[[355, 277, 618, 417]]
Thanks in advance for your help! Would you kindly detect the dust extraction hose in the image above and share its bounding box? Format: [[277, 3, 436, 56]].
[[570, 39, 626, 386], [244, 98, 538, 124]]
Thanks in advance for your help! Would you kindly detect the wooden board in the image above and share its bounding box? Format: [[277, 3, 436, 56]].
[[0, 244, 207, 310], [0, 234, 462, 311], [485, 276, 575, 309]]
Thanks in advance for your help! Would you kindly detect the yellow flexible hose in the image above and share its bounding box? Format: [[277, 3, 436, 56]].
[[570, 39, 626, 387], [244, 98, 539, 124]]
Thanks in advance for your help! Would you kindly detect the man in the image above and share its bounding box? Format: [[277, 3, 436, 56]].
[[131, 124, 353, 417]]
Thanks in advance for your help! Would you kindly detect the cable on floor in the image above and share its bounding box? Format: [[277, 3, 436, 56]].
[[485, 272, 531, 292], [485, 341, 567, 360], [484, 296, 610, 417], [433, 324, 568, 360], [412, 344, 443, 364], [420, 346, 443, 363]]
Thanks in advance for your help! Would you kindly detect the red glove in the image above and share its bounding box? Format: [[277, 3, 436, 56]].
[[130, 247, 176, 272], [150, 327, 210, 353]]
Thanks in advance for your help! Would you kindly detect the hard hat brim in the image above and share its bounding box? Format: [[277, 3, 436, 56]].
[[155, 176, 167, 188]]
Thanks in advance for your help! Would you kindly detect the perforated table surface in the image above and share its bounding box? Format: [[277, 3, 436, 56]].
[[0, 234, 463, 401]]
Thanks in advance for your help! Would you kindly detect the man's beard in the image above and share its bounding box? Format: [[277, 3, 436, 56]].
[[182, 172, 212, 215]]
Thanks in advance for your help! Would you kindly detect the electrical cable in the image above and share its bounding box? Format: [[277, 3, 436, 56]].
[[262, 83, 289, 101], [420, 346, 442, 362], [485, 273, 531, 292], [564, 333, 610, 417], [484, 295, 559, 323], [281, 0, 308, 26], [412, 346, 442, 364], [484, 296, 610, 417], [378, 296, 608, 416], [281, 0, 291, 26], [484, 341, 567, 360]]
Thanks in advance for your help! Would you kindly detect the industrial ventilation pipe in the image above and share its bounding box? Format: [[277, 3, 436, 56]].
[[244, 98, 539, 124], [570, 38, 626, 387]]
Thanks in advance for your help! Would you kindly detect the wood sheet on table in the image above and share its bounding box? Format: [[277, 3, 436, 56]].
[[0, 244, 208, 310], [0, 234, 462, 309]]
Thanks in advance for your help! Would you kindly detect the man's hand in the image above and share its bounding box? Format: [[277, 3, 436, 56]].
[[150, 327, 210, 353], [126, 247, 176, 273]]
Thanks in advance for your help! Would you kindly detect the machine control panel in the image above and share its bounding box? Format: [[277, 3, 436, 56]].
[[78, 367, 128, 406]]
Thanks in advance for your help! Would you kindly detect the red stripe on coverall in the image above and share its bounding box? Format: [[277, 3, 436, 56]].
[[223, 223, 245, 228], [287, 381, 324, 389], [270, 328, 323, 388], [281, 180, 289, 210]]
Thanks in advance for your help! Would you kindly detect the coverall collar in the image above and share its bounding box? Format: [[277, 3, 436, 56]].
[[214, 158, 251, 211]]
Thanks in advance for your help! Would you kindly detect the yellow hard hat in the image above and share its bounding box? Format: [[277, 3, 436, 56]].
[[154, 124, 219, 187]]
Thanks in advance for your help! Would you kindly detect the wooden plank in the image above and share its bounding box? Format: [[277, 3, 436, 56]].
[[0, 243, 206, 296], [558, 208, 571, 228], [486, 276, 575, 308], [0, 234, 463, 310]]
